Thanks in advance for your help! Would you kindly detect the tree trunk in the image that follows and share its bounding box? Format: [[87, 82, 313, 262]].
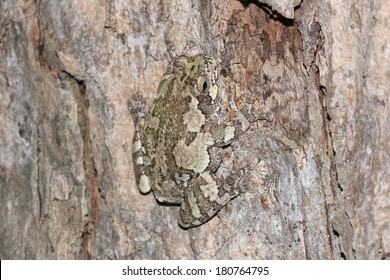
[[1, 0, 389, 259]]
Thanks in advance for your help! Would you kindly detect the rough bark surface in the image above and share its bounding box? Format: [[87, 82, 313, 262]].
[[0, 0, 389, 259]]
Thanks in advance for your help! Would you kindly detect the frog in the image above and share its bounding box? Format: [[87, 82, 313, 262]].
[[130, 53, 269, 228]]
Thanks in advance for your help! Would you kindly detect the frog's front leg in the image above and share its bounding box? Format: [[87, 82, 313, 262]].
[[207, 112, 272, 149], [206, 94, 273, 147]]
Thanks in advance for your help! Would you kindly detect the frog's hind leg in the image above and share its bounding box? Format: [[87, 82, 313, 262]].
[[178, 171, 245, 228], [129, 93, 152, 194]]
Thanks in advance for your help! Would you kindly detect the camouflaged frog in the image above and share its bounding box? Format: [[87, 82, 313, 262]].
[[131, 54, 265, 228]]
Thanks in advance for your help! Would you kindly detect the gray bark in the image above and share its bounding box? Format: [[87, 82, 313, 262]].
[[0, 0, 389, 259]]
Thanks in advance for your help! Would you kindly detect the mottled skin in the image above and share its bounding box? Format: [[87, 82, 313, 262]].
[[131, 54, 259, 228]]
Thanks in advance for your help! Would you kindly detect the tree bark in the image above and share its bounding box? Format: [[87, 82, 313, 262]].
[[1, 0, 389, 259]]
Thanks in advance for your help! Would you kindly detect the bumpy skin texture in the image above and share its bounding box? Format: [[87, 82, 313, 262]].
[[132, 54, 257, 228]]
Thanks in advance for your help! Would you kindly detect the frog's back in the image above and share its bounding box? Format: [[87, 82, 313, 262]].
[[133, 54, 221, 205]]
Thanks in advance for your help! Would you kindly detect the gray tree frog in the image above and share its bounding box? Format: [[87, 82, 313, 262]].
[[131, 54, 268, 228]]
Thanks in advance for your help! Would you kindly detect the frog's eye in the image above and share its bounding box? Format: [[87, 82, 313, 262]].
[[197, 78, 210, 92]]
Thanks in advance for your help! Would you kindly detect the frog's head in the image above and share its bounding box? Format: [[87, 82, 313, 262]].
[[173, 54, 221, 116]]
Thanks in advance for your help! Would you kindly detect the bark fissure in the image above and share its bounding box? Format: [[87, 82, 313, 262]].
[[73, 79, 100, 259]]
